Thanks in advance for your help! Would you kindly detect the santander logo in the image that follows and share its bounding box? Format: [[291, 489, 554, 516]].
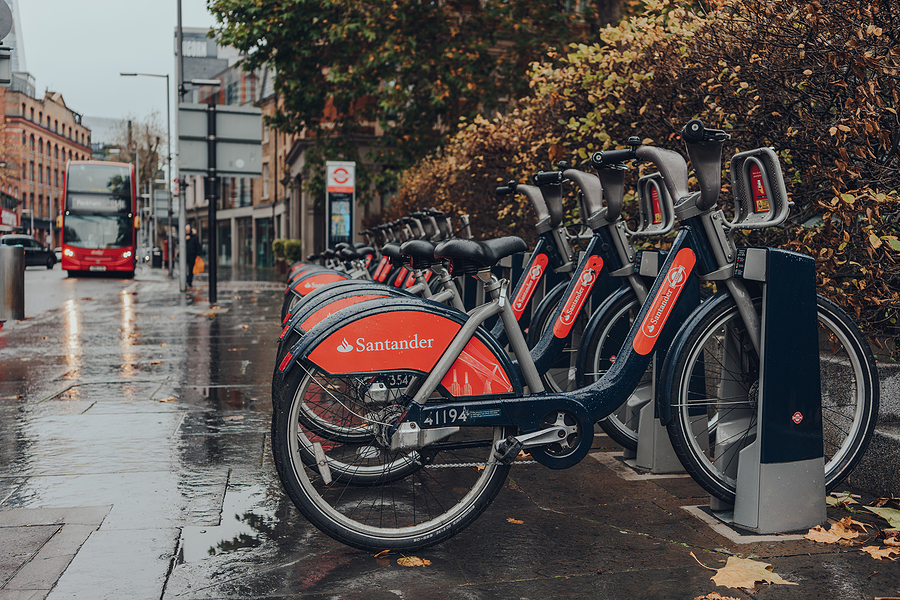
[[336, 334, 435, 353], [552, 255, 604, 337], [632, 248, 696, 356], [512, 254, 548, 318]]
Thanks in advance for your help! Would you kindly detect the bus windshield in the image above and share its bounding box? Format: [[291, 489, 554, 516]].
[[64, 214, 133, 249], [66, 163, 132, 195]]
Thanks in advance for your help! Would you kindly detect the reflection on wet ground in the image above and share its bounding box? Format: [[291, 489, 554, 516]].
[[3, 270, 899, 600]]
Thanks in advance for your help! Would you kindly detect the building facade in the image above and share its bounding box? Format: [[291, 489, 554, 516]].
[[1, 84, 92, 244]]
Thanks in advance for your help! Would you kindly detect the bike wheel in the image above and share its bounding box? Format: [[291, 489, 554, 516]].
[[527, 284, 589, 393], [580, 289, 648, 451], [273, 364, 512, 551], [666, 295, 878, 503]]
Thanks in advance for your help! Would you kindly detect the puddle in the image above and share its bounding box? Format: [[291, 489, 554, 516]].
[[179, 484, 276, 563]]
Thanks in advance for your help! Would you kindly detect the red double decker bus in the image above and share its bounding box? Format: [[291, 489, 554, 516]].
[[61, 161, 137, 278]]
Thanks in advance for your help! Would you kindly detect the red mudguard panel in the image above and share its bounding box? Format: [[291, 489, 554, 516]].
[[293, 273, 348, 296], [307, 310, 462, 374], [512, 253, 548, 320], [301, 294, 387, 331], [633, 248, 696, 355], [373, 257, 390, 282], [552, 255, 604, 338], [440, 337, 513, 396]]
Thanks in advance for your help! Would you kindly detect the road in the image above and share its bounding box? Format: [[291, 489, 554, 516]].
[[17, 263, 166, 320]]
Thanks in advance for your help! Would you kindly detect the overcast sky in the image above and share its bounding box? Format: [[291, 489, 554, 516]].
[[16, 0, 217, 135]]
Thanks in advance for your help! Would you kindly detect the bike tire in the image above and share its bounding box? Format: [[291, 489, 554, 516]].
[[579, 289, 647, 451], [272, 363, 512, 551], [526, 282, 589, 393], [665, 294, 878, 503]]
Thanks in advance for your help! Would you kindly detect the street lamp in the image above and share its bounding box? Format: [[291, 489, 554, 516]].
[[120, 72, 173, 278]]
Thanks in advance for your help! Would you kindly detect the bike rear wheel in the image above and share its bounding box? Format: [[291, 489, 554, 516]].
[[579, 289, 648, 451], [666, 295, 878, 503], [272, 364, 512, 551]]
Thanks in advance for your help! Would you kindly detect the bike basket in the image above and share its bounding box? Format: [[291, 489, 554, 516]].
[[728, 147, 790, 229]]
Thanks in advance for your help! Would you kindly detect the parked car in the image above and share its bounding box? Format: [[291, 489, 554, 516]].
[[0, 234, 57, 269]]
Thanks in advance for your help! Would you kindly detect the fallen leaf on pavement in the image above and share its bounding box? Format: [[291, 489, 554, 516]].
[[860, 546, 900, 560], [871, 497, 899, 508], [241, 324, 249, 329], [205, 311, 217, 317], [397, 556, 431, 567], [694, 594, 741, 600], [374, 550, 392, 558], [885, 532, 900, 547], [159, 397, 177, 403], [865, 506, 900, 530], [507, 518, 524, 524], [710, 557, 797, 589], [827, 492, 860, 507], [806, 516, 867, 544], [160, 342, 167, 347]]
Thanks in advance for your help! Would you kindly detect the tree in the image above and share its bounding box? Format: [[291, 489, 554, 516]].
[[390, 0, 900, 352], [209, 0, 624, 202]]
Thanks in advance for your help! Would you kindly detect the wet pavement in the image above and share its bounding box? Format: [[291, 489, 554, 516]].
[[1, 265, 898, 599]]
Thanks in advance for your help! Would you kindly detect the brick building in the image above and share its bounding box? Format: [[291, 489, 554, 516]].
[[1, 83, 92, 245]]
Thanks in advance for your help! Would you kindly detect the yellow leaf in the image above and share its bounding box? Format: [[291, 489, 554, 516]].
[[838, 124, 851, 132], [507, 518, 524, 524], [710, 557, 798, 589], [374, 549, 392, 558], [694, 594, 742, 600], [870, 234, 883, 249], [397, 556, 432, 567], [158, 397, 178, 403], [242, 324, 249, 329], [806, 525, 843, 544], [860, 546, 900, 560]]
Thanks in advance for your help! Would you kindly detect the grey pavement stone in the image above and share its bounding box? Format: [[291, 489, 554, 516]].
[[47, 528, 179, 600]]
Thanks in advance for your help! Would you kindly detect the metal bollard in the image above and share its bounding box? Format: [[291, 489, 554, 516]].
[[0, 244, 25, 321]]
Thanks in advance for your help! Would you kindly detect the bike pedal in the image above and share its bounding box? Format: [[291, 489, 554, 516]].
[[494, 436, 523, 464]]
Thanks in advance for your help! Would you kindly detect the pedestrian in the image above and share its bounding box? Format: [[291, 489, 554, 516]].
[[185, 224, 201, 287]]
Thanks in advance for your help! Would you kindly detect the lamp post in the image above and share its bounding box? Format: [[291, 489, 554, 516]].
[[120, 72, 173, 278]]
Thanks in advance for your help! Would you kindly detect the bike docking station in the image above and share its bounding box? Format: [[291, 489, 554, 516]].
[[619, 172, 691, 474], [705, 148, 826, 534]]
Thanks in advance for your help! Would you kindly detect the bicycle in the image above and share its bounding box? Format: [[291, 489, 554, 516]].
[[271, 123, 876, 551]]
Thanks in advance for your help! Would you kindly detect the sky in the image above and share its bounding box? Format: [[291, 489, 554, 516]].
[[15, 0, 218, 141]]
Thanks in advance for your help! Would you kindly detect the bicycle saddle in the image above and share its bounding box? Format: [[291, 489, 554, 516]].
[[400, 239, 436, 269], [434, 236, 528, 276], [381, 243, 408, 266]]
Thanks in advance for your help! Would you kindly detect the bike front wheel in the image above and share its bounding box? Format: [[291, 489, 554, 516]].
[[665, 295, 878, 503], [272, 364, 512, 551]]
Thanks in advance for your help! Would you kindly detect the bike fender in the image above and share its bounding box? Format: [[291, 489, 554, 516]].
[[282, 285, 408, 339], [288, 269, 349, 297], [656, 291, 733, 426], [279, 298, 521, 397]]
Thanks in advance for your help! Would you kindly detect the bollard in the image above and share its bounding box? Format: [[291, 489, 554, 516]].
[[0, 244, 25, 321]]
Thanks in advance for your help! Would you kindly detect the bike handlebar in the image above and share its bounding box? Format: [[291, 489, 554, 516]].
[[591, 148, 636, 167], [531, 171, 565, 186]]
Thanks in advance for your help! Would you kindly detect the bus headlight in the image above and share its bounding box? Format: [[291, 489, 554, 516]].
[[122, 250, 133, 259], [64, 248, 74, 257]]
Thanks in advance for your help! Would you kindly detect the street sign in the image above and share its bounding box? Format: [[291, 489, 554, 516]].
[[177, 103, 262, 177], [326, 161, 355, 247]]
